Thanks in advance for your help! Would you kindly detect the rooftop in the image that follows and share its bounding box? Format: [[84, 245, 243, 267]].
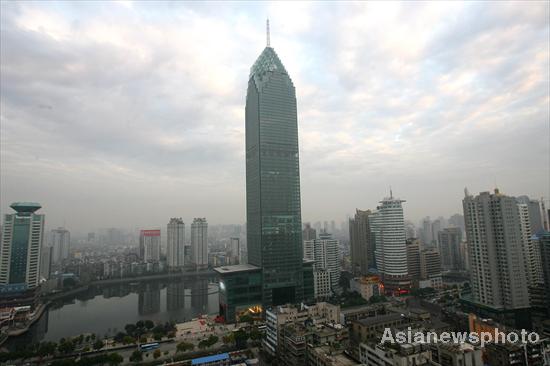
[[10, 202, 41, 215], [354, 313, 404, 326], [214, 263, 261, 274]]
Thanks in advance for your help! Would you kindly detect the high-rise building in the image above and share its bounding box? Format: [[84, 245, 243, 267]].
[[302, 223, 316, 241], [349, 209, 374, 276], [167, 218, 185, 269], [517, 203, 544, 287], [517, 196, 544, 234], [438, 227, 463, 271], [40, 245, 52, 280], [406, 239, 421, 282], [535, 232, 550, 315], [139, 230, 160, 263], [372, 194, 410, 292], [245, 23, 305, 306], [229, 237, 240, 265], [0, 202, 45, 292], [191, 218, 208, 270], [463, 189, 530, 309], [420, 217, 432, 248], [51, 227, 70, 264], [448, 213, 466, 236], [420, 249, 443, 289], [303, 232, 341, 297]]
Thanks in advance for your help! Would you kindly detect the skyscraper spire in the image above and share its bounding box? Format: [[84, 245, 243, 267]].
[[266, 18, 270, 47]]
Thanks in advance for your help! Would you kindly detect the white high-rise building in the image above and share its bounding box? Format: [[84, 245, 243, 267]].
[[51, 227, 70, 264], [0, 202, 45, 291], [139, 230, 160, 262], [167, 218, 185, 269], [191, 218, 208, 270], [463, 189, 530, 309], [303, 231, 341, 296], [372, 193, 410, 292]]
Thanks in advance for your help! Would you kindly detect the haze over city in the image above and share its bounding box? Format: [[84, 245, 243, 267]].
[[1, 1, 548, 232]]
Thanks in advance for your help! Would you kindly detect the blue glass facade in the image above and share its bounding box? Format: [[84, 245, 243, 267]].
[[246, 46, 304, 306]]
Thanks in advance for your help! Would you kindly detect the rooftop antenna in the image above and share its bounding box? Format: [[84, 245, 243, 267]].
[[266, 18, 270, 47], [390, 186, 393, 199]]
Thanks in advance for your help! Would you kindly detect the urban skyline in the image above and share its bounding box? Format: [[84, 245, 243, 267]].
[[1, 2, 548, 232]]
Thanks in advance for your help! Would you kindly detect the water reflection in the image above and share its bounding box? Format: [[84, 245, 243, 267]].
[[4, 277, 218, 349]]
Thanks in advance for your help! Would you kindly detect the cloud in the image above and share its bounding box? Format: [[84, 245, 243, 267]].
[[1, 1, 548, 232]]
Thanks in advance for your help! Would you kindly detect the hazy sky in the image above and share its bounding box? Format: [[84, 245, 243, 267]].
[[1, 1, 549, 233]]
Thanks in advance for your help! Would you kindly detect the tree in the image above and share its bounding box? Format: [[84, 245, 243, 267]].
[[207, 335, 219, 345], [153, 349, 161, 359], [222, 333, 234, 345], [114, 332, 125, 343], [139, 336, 148, 344], [250, 328, 262, 341], [125, 324, 137, 335], [234, 329, 249, 348], [136, 320, 145, 329], [153, 333, 163, 341], [239, 314, 254, 324], [129, 350, 143, 362], [93, 339, 104, 350], [177, 342, 194, 353], [37, 342, 57, 357], [198, 340, 209, 349], [107, 353, 124, 366], [144, 320, 155, 330], [123, 336, 135, 345]]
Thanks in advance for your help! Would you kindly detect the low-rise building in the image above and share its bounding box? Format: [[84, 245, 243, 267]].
[[350, 276, 381, 302]]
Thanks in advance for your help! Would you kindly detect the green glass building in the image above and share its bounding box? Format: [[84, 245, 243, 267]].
[[245, 32, 304, 306], [0, 202, 45, 293]]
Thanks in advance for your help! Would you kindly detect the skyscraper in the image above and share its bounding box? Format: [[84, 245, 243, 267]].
[[372, 194, 410, 292], [302, 223, 317, 241], [303, 231, 341, 297], [0, 202, 45, 292], [228, 237, 240, 265], [438, 227, 463, 271], [139, 230, 160, 263], [51, 227, 70, 264], [463, 189, 530, 310], [167, 218, 185, 269], [245, 23, 304, 306], [349, 209, 374, 276], [191, 218, 208, 270]]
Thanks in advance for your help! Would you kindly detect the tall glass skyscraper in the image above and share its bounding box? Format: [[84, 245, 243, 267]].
[[0, 202, 45, 293], [245, 29, 304, 306]]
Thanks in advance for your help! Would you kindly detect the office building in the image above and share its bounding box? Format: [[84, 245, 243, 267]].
[[303, 231, 341, 296], [419, 249, 443, 289], [463, 189, 530, 310], [420, 216, 433, 248], [349, 209, 374, 275], [517, 203, 544, 287], [350, 276, 380, 302], [372, 193, 410, 292], [40, 245, 52, 280], [517, 195, 544, 234], [303, 223, 317, 241], [0, 202, 45, 292], [406, 239, 421, 282], [536, 231, 550, 314], [191, 218, 208, 270], [51, 227, 70, 264], [228, 237, 240, 265], [245, 22, 306, 307], [167, 218, 185, 269], [139, 229, 160, 263], [438, 227, 463, 271]]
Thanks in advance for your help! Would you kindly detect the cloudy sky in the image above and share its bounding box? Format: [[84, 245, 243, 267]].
[[1, 1, 549, 233]]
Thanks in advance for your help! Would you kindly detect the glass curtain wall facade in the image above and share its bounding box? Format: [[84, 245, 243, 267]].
[[246, 46, 304, 306]]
